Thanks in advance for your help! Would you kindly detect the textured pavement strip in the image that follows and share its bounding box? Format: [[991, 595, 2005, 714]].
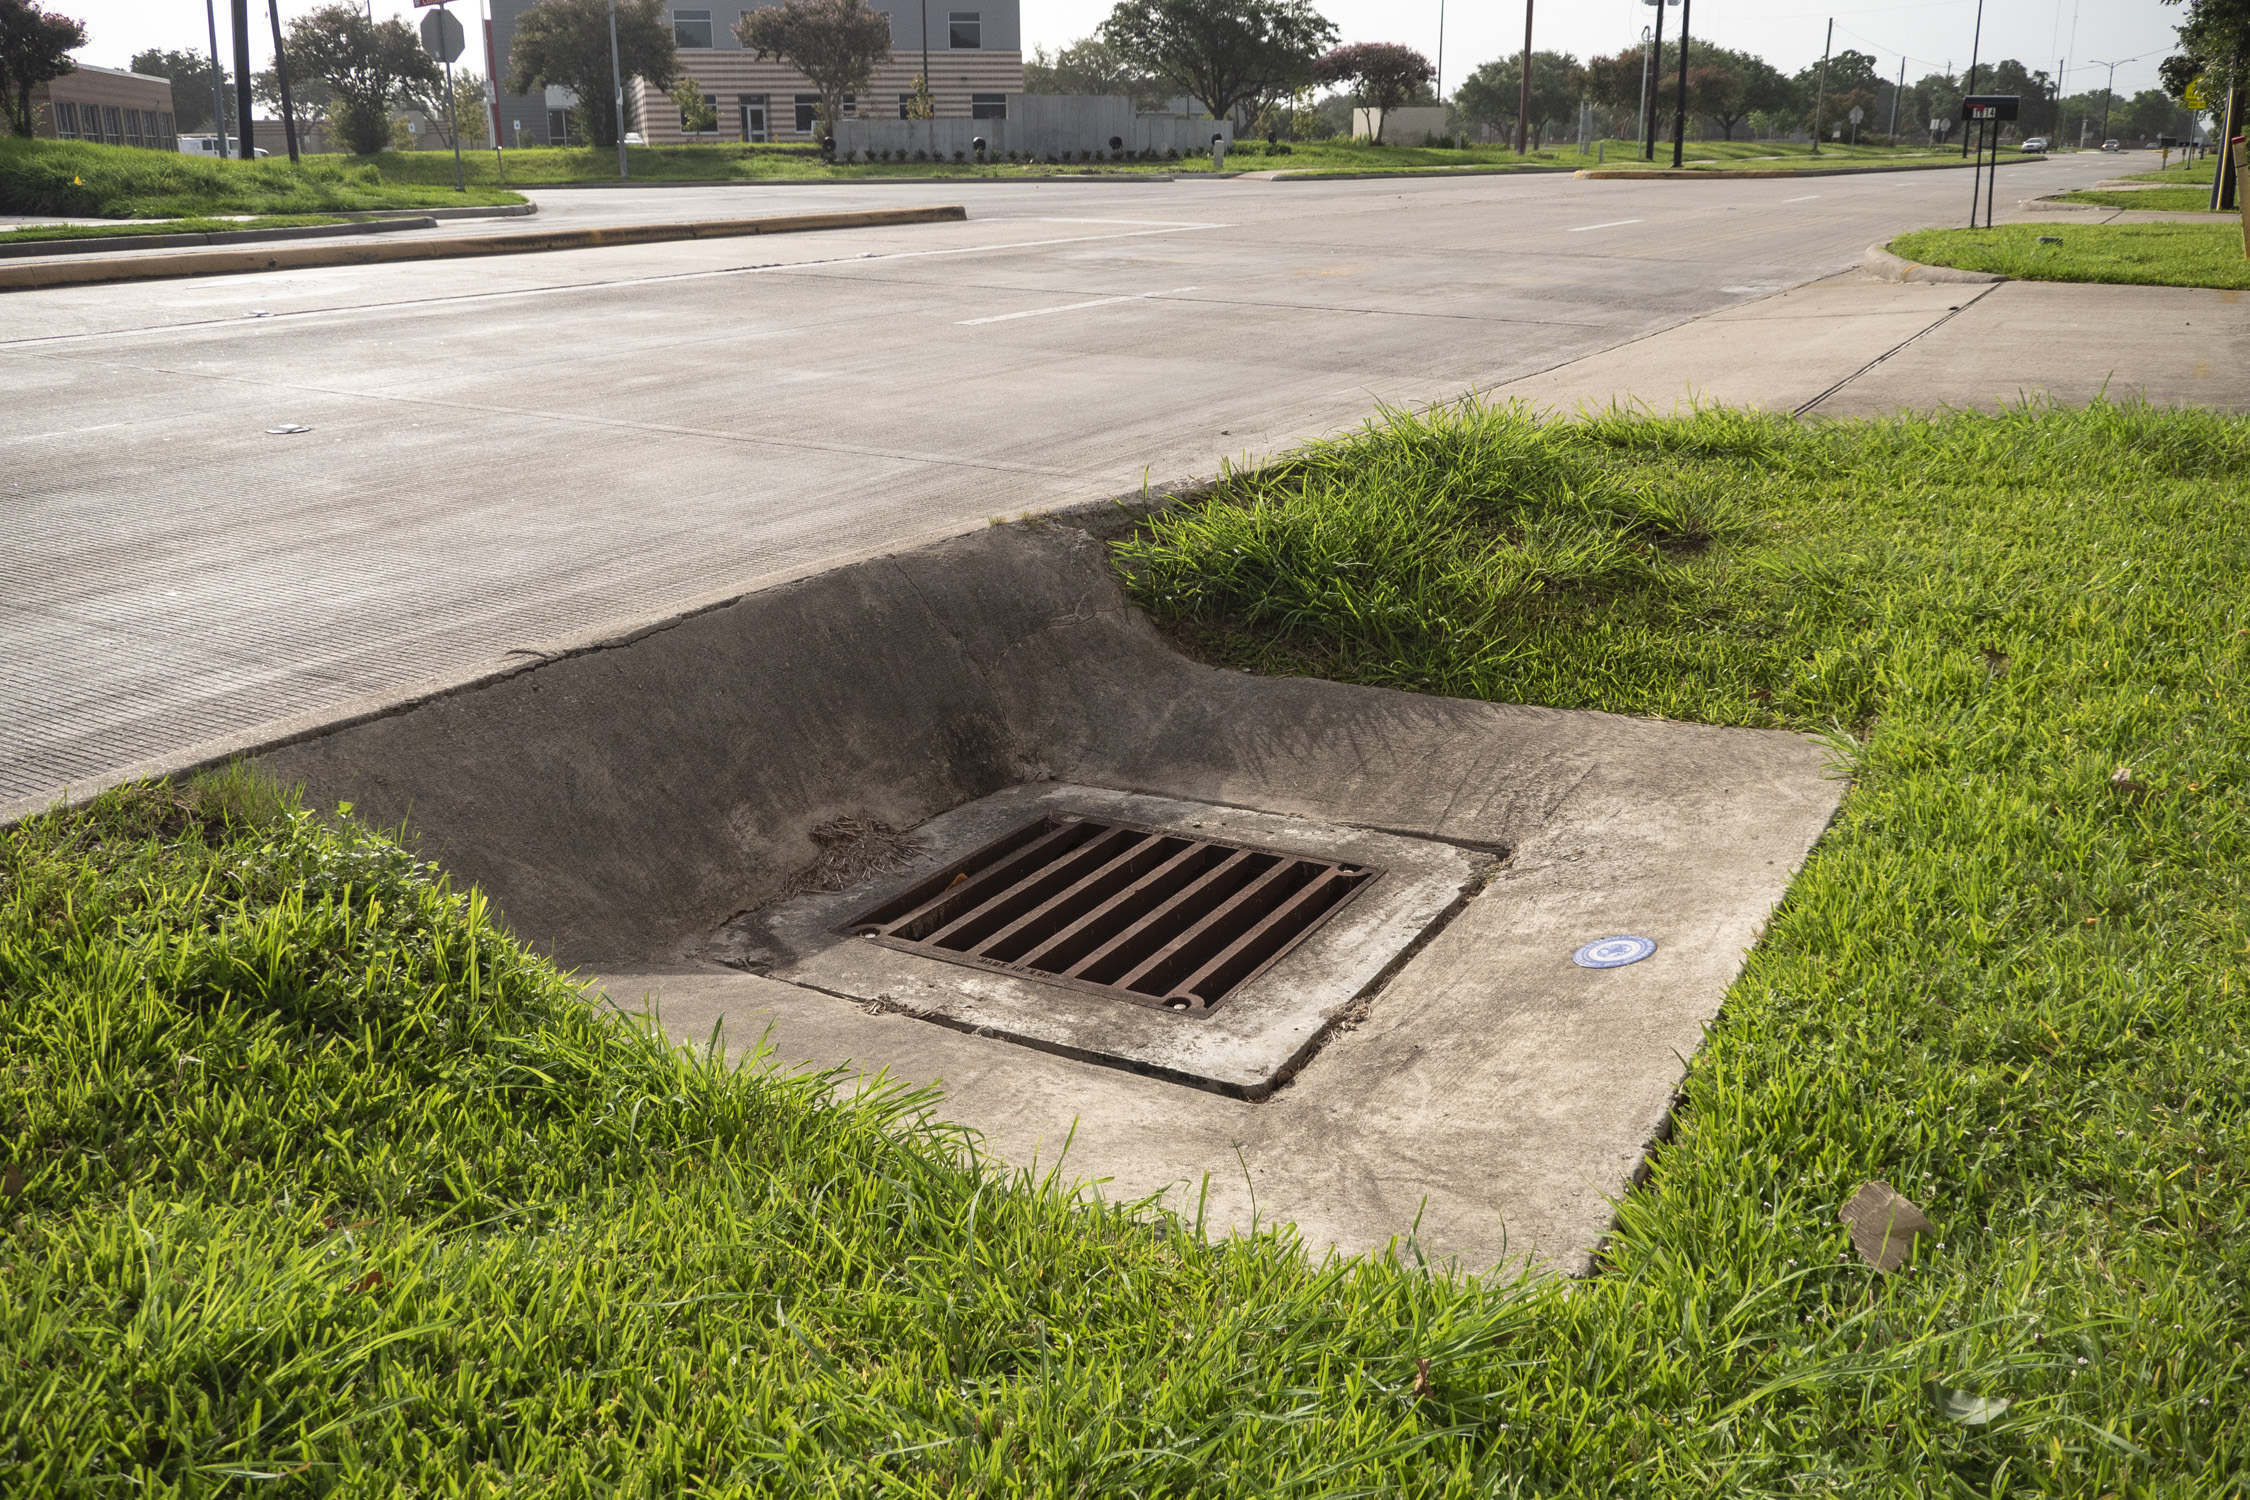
[[0, 156, 2154, 812]]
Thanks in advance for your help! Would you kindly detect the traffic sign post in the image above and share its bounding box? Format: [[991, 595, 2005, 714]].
[[419, 3, 468, 194], [1961, 95, 2018, 230], [1848, 103, 1863, 148]]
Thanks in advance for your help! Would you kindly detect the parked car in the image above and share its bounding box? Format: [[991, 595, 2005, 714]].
[[2101, 139, 2121, 151], [2020, 136, 2049, 153], [177, 134, 269, 158]]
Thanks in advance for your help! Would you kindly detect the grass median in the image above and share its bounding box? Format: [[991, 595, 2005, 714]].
[[6, 400, 2246, 1493], [1891, 222, 2250, 289], [0, 214, 347, 245], [0, 138, 525, 217]]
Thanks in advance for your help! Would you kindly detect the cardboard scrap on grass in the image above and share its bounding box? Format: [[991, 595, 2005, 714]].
[[1839, 1179, 1933, 1271]]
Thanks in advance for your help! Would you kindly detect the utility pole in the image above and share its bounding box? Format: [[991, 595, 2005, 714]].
[[1811, 19, 1831, 155], [1516, 0, 1533, 155], [607, 0, 627, 177], [265, 0, 298, 162], [229, 0, 255, 158], [202, 0, 229, 156], [2093, 57, 2122, 144], [1643, 0, 1666, 160], [1635, 25, 1651, 148], [1435, 0, 1445, 107], [1888, 55, 1904, 137], [1669, 0, 1691, 167], [1961, 0, 1984, 156]]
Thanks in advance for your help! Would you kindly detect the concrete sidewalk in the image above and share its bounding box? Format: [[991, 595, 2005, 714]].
[[1494, 271, 2247, 417]]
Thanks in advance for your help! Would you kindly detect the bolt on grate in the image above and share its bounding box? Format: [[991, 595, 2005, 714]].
[[844, 814, 1381, 1014]]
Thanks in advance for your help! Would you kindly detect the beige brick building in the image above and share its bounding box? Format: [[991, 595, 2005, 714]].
[[31, 63, 178, 150], [489, 0, 1022, 147]]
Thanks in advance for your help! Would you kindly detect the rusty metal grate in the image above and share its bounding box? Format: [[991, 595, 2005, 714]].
[[844, 814, 1381, 1014]]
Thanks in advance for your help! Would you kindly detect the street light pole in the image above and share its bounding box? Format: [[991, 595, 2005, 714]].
[[1516, 0, 1532, 155], [1811, 19, 1831, 155], [1635, 26, 1651, 148], [1642, 0, 1665, 159], [607, 0, 627, 177], [203, 0, 229, 157], [265, 0, 299, 161], [1669, 0, 1691, 167], [2091, 58, 2124, 144]]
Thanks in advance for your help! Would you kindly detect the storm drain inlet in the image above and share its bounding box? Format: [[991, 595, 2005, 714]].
[[845, 814, 1380, 1012]]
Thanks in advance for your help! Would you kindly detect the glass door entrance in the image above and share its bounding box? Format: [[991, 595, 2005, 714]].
[[740, 96, 768, 142]]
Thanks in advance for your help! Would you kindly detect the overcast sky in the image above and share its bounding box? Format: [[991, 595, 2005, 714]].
[[81, 0, 2186, 102]]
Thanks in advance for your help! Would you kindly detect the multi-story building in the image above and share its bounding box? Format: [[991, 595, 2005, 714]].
[[487, 0, 1022, 148], [29, 64, 177, 150]]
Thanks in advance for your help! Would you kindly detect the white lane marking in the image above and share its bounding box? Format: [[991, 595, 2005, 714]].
[[1567, 218, 1643, 232], [1785, 194, 1821, 202], [957, 285, 1200, 325]]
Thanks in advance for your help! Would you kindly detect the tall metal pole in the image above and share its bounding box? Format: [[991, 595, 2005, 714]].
[[203, 0, 230, 155], [266, 0, 298, 161], [1643, 0, 1665, 159], [443, 11, 465, 191], [1669, 0, 1691, 167], [607, 0, 627, 177], [1516, 0, 1533, 155], [1961, 0, 1984, 155], [1635, 26, 1651, 148], [1435, 0, 1445, 108], [1888, 56, 1903, 137], [230, 0, 256, 158], [1811, 19, 1832, 155]]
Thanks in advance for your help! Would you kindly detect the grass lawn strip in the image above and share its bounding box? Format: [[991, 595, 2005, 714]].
[[0, 138, 523, 217], [0, 214, 346, 245], [2054, 186, 2221, 212], [6, 402, 2246, 1492], [1890, 222, 2250, 289]]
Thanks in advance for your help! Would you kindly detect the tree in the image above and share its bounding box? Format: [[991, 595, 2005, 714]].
[[1, 0, 84, 138], [1454, 50, 1577, 147], [1910, 70, 1962, 139], [287, 3, 440, 154], [2163, 0, 2250, 114], [401, 71, 490, 148], [1102, 0, 1336, 126], [1310, 41, 1430, 142], [132, 47, 231, 134], [1024, 36, 1169, 110], [668, 75, 716, 134], [507, 0, 675, 149], [737, 0, 891, 142]]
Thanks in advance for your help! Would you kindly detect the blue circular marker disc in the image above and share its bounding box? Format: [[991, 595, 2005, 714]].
[[1573, 935, 1658, 969]]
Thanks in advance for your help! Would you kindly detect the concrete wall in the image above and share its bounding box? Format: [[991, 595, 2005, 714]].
[[835, 96, 1230, 160], [1353, 105, 1447, 143]]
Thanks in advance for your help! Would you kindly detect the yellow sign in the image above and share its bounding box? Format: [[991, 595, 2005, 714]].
[[2186, 78, 2208, 110]]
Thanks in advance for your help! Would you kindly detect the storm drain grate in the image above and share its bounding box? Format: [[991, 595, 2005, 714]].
[[844, 814, 1381, 1013]]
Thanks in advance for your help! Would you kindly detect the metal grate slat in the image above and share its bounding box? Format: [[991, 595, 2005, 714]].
[[845, 814, 1381, 1015]]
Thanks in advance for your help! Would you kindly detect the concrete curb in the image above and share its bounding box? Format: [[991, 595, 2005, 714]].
[[1269, 164, 1577, 182], [0, 215, 440, 260], [0, 204, 967, 291], [1579, 157, 2050, 180], [1860, 241, 2006, 284], [526, 172, 1173, 189]]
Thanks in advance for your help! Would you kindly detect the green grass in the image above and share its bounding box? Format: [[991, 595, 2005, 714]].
[[2056, 186, 2224, 212], [1890, 222, 2250, 289], [0, 137, 525, 218], [2123, 157, 2229, 188], [8, 402, 2250, 1493], [0, 214, 345, 244]]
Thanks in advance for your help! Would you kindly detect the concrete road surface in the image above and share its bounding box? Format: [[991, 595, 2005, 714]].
[[0, 151, 2192, 811]]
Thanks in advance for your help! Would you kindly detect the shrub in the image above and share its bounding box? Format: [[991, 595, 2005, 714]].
[[952, 148, 965, 161], [1165, 145, 1178, 160]]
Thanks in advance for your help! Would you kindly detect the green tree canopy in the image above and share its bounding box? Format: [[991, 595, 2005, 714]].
[[1311, 42, 1430, 142], [1, 0, 84, 138], [1453, 50, 1577, 147], [2163, 0, 2250, 109], [737, 0, 892, 140], [1101, 0, 1335, 125], [130, 47, 230, 133], [1581, 40, 1792, 140], [507, 0, 676, 148], [286, 3, 440, 154], [1024, 36, 1170, 110]]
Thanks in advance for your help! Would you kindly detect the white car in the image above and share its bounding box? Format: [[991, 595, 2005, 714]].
[[177, 134, 269, 158], [2020, 136, 2049, 153], [2101, 139, 2121, 151]]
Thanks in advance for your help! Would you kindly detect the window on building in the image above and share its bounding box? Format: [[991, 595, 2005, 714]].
[[794, 94, 820, 133], [842, 93, 856, 116], [157, 112, 175, 146], [124, 108, 144, 147], [680, 91, 716, 131], [949, 11, 980, 48], [897, 92, 914, 119], [54, 101, 77, 138], [673, 8, 712, 47], [104, 106, 123, 143], [971, 92, 1005, 120]]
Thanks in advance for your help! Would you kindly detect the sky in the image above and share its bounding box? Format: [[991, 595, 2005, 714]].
[[78, 0, 2187, 103]]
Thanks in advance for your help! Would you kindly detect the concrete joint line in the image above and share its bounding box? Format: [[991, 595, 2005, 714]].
[[1793, 281, 2005, 416], [0, 205, 968, 293]]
